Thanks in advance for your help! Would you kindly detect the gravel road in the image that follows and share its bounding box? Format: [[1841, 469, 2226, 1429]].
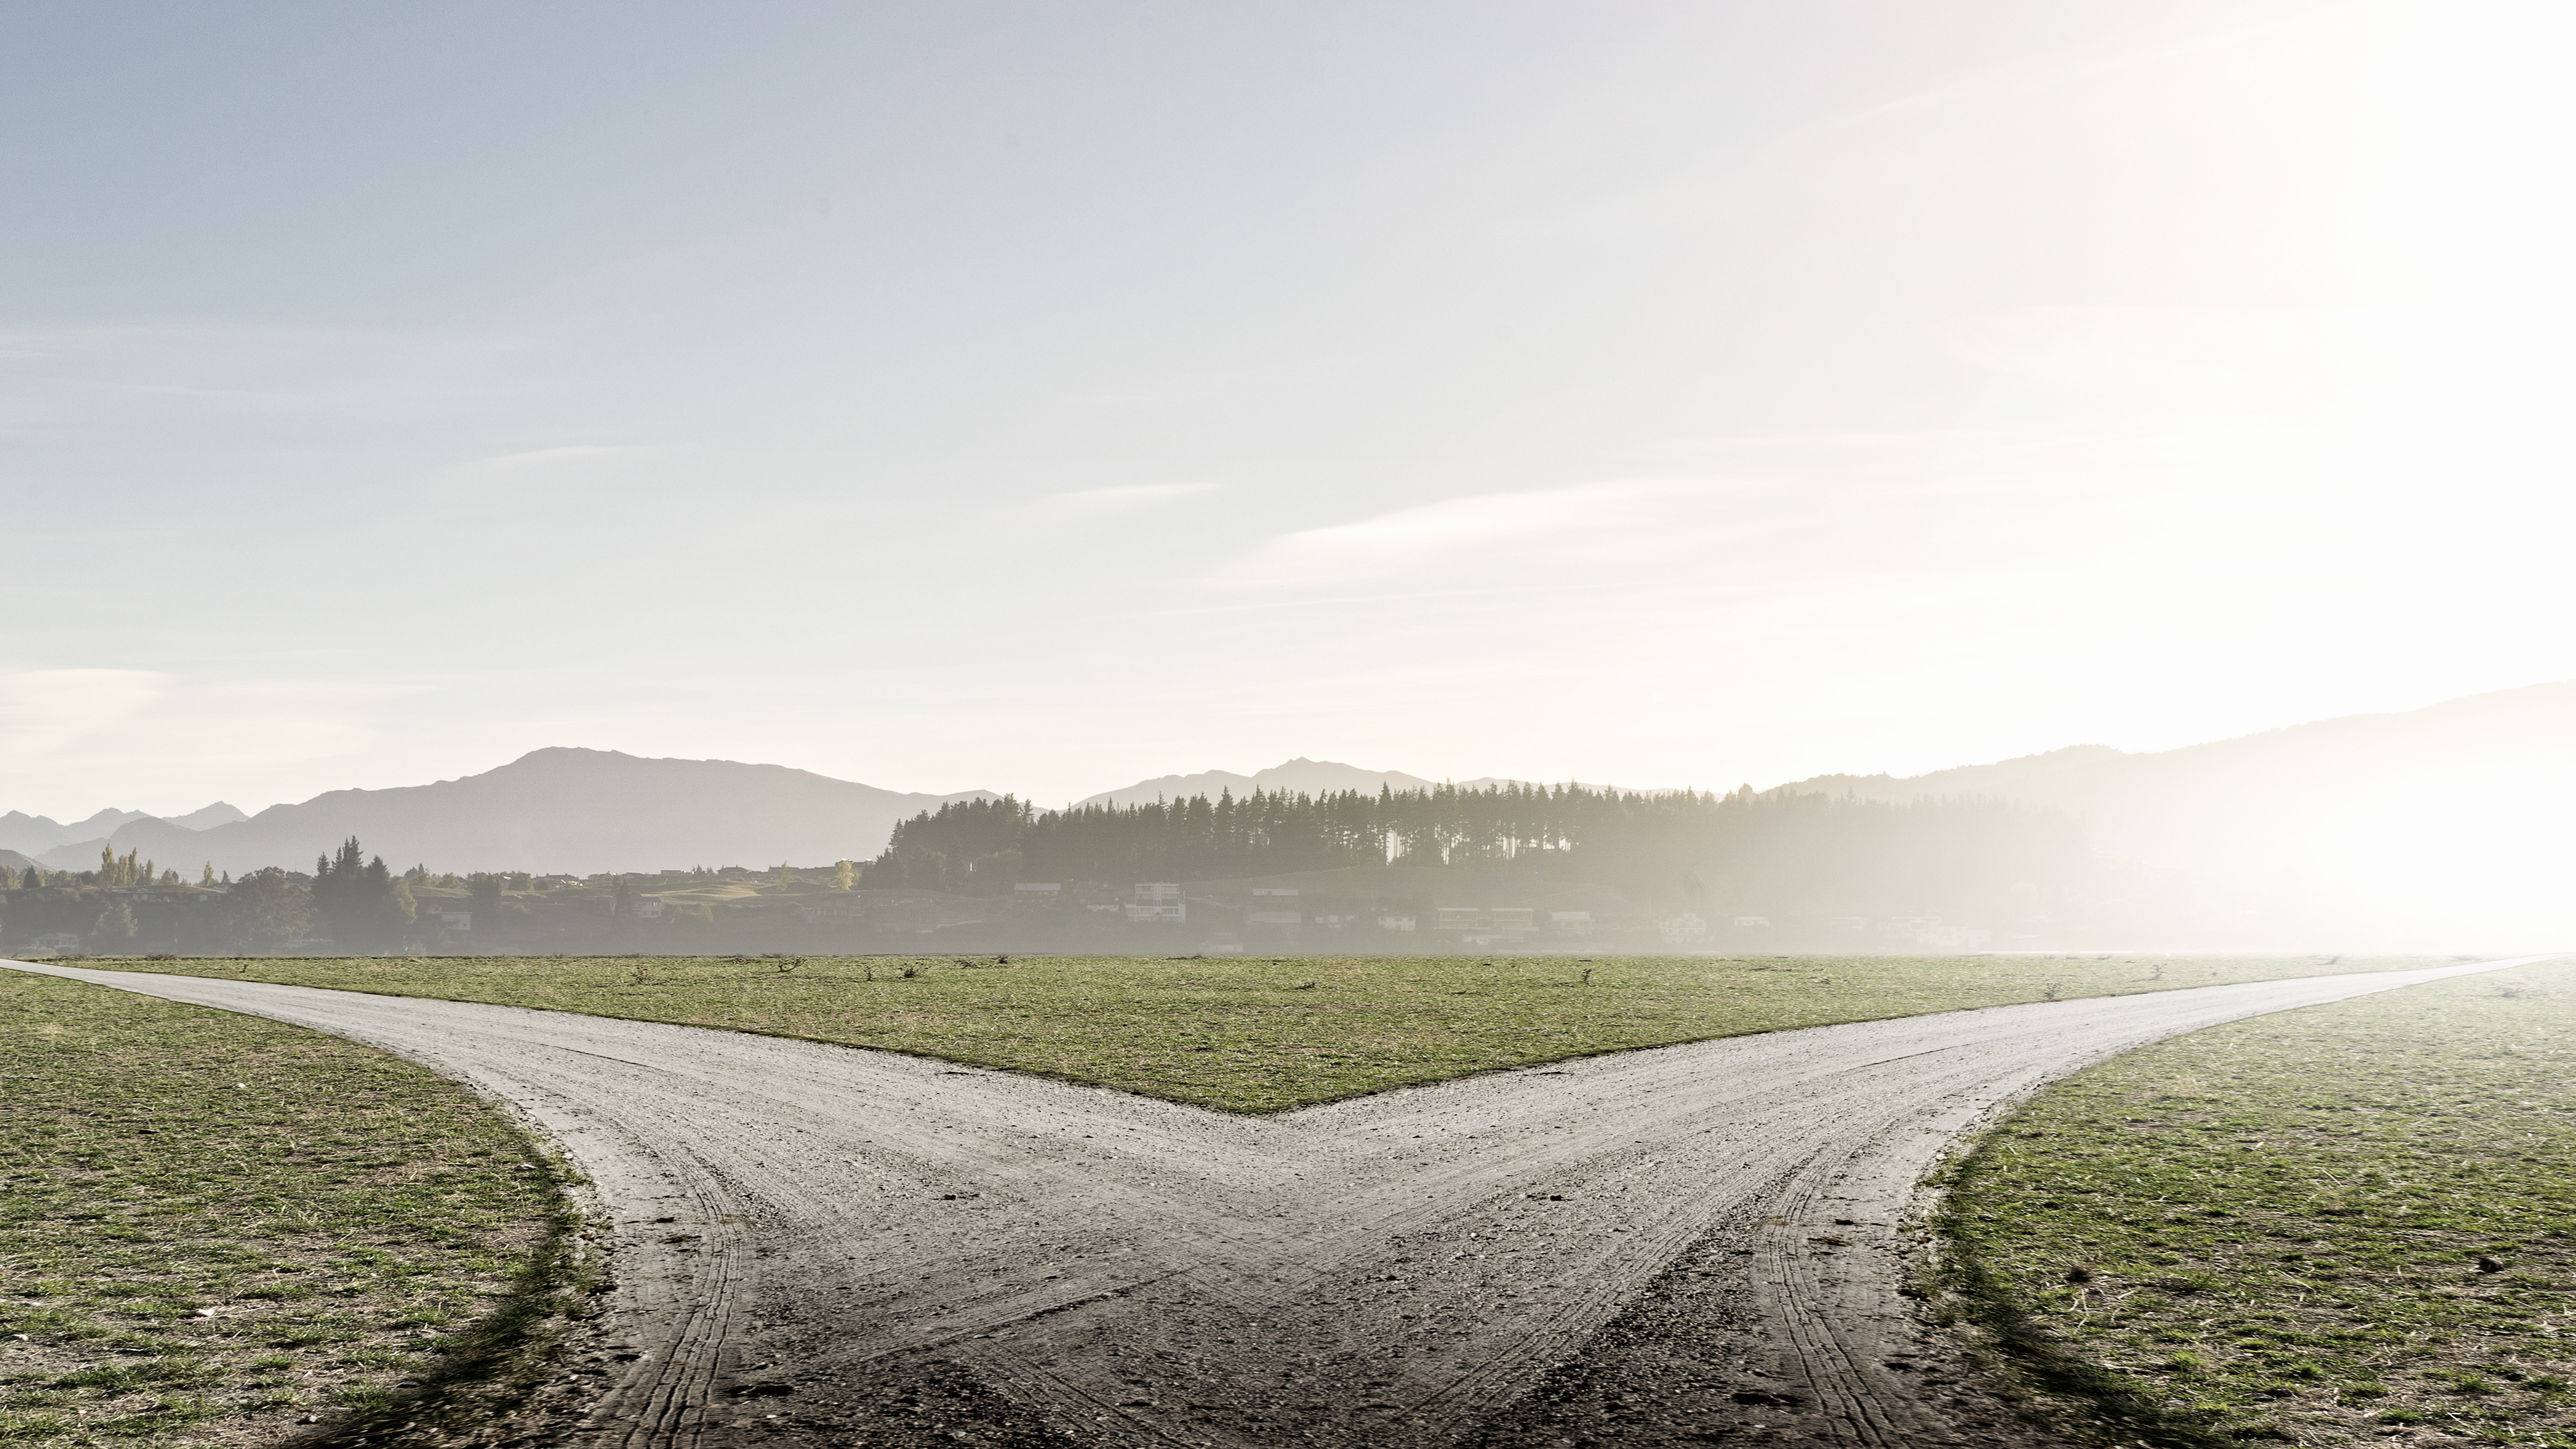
[[7, 956, 2549, 1448]]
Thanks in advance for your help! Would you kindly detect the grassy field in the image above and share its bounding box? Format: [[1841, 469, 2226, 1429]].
[[0, 971, 582, 1449], [1936, 956, 2576, 1447], [77, 951, 2460, 1114]]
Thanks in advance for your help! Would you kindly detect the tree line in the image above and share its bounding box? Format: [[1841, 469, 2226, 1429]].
[[0, 837, 459, 951], [860, 782, 2088, 912]]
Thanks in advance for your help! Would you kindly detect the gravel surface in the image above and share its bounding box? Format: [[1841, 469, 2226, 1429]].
[[6, 956, 2544, 1449]]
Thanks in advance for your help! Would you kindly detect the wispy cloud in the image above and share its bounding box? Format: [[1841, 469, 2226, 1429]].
[[1219, 477, 1742, 590], [1005, 482, 1223, 522]]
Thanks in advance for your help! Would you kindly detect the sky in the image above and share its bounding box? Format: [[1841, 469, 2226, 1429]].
[[4, 0, 2571, 818]]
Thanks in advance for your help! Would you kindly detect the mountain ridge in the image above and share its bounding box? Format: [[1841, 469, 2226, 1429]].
[[1765, 679, 2576, 937], [29, 749, 990, 877]]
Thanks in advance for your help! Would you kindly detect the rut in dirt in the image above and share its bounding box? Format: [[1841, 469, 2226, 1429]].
[[7, 957, 2545, 1449]]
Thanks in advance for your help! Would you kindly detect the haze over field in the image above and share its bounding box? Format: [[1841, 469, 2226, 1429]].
[[3, 2, 2570, 830], [9, 681, 2567, 947]]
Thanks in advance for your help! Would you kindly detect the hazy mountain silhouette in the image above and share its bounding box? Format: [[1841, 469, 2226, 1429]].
[[1, 802, 247, 862], [1, 808, 160, 855], [33, 749, 990, 877], [167, 802, 251, 830], [1770, 679, 2576, 938]]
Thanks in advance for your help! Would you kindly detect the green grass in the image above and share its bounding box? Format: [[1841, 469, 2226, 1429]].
[[0, 972, 585, 1449], [1934, 957, 2576, 1447], [82, 951, 2460, 1114]]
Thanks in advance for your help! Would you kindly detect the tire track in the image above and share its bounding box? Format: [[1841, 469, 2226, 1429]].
[[5, 955, 2551, 1447]]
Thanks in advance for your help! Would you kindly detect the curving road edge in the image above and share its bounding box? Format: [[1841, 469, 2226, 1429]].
[[6, 955, 2558, 1448]]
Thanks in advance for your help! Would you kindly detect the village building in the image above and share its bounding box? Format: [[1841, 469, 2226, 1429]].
[[1657, 912, 1710, 946], [1125, 883, 1186, 923]]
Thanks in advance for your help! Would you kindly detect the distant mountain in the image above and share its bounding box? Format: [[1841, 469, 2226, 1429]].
[[0, 802, 247, 858], [32, 749, 991, 877], [168, 801, 250, 830], [1769, 679, 2576, 940], [0, 807, 161, 855], [0, 849, 40, 875]]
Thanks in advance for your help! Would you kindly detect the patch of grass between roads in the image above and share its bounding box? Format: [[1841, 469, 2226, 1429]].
[[0, 971, 588, 1449], [1935, 957, 2576, 1447], [81, 952, 2461, 1114]]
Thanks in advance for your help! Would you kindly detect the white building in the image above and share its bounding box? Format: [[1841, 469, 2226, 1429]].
[[1013, 882, 1063, 907], [29, 932, 78, 952], [1732, 915, 1770, 928], [1435, 906, 1538, 947], [1549, 911, 1593, 936], [1125, 883, 1186, 923], [1657, 912, 1710, 946]]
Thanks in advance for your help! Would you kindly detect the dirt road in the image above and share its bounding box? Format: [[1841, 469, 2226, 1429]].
[[7, 957, 2548, 1448]]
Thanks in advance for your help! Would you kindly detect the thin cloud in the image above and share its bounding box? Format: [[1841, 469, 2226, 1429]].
[[1219, 478, 1736, 590], [1006, 482, 1223, 522]]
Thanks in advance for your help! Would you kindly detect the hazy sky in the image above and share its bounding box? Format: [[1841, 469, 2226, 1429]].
[[4, 1, 2570, 817]]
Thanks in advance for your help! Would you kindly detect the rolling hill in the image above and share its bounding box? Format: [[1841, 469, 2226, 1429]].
[[34, 749, 990, 878], [1769, 680, 2576, 940]]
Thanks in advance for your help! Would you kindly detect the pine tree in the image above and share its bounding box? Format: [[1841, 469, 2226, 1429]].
[[312, 838, 410, 949]]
